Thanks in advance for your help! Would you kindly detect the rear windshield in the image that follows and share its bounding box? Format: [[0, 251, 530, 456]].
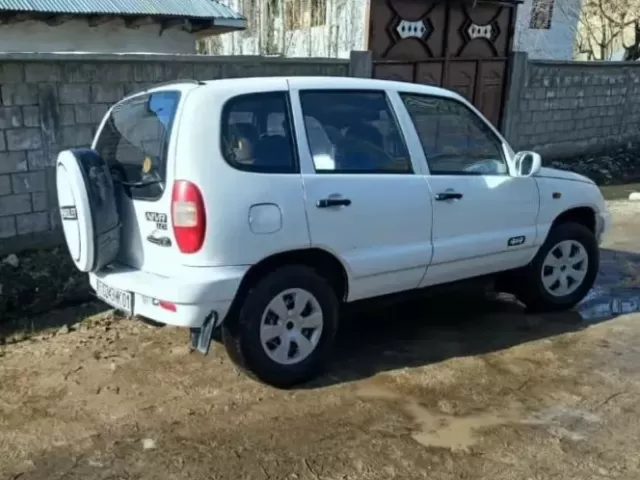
[[95, 90, 181, 200]]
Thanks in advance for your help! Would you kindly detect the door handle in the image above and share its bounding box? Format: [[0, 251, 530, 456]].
[[316, 197, 352, 208], [435, 192, 463, 201]]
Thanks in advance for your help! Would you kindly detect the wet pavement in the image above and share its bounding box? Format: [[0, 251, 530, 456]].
[[577, 201, 640, 322], [0, 199, 639, 480]]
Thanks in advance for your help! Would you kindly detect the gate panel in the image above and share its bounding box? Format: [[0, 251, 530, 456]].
[[374, 63, 414, 82], [416, 62, 444, 86], [373, 61, 444, 87], [476, 60, 507, 126], [368, 0, 446, 61], [446, 61, 477, 101], [447, 3, 512, 58], [368, 0, 517, 127]]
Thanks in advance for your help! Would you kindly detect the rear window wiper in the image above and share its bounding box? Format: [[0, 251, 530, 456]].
[[109, 167, 162, 188], [120, 179, 162, 188]]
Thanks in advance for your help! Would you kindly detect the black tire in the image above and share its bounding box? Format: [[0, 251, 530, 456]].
[[515, 222, 599, 312], [221, 265, 339, 388]]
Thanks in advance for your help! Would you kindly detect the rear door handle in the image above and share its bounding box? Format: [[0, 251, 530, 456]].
[[316, 197, 352, 208], [435, 192, 463, 201]]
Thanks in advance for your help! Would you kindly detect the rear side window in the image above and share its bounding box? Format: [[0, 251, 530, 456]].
[[95, 90, 180, 200], [221, 92, 298, 173]]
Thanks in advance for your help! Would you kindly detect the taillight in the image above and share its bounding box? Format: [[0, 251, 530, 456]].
[[158, 300, 177, 312], [171, 180, 206, 254]]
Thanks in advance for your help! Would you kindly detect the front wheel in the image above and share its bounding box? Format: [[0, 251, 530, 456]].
[[515, 222, 599, 312], [222, 265, 339, 388]]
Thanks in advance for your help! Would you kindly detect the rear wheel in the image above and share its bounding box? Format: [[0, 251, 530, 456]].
[[515, 222, 599, 312], [222, 265, 339, 388]]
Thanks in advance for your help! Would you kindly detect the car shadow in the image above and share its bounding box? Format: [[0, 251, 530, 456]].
[[2, 248, 639, 382], [305, 247, 640, 389], [0, 300, 109, 344]]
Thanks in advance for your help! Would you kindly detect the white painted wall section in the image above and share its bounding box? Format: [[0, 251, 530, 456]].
[[513, 0, 581, 60], [0, 19, 197, 54], [216, 0, 367, 58]]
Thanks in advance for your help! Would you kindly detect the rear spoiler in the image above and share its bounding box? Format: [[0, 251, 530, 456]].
[[131, 79, 205, 96]]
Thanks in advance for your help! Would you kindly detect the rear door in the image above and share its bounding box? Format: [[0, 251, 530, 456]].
[[287, 81, 434, 301], [92, 87, 188, 274]]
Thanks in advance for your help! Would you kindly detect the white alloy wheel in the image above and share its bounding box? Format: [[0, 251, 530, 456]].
[[541, 239, 589, 297], [259, 288, 324, 365]]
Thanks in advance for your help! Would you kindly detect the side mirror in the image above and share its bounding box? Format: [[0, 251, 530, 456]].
[[513, 151, 542, 177]]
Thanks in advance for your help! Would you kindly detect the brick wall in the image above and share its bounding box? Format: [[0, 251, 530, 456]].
[[502, 54, 640, 157], [0, 53, 349, 255]]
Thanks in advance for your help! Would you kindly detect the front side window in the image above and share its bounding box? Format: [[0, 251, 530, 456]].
[[298, 90, 412, 174], [400, 94, 508, 176], [95, 90, 180, 200], [221, 92, 297, 173]]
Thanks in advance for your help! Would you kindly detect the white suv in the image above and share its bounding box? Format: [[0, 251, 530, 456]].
[[55, 76, 611, 387]]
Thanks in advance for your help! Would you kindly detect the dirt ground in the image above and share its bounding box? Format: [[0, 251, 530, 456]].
[[2, 202, 640, 480]]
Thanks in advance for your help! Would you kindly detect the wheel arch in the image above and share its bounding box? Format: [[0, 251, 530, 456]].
[[226, 248, 350, 322], [523, 205, 598, 268], [550, 205, 597, 233]]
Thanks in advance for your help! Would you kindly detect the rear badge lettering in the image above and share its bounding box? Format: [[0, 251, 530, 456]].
[[508, 236, 526, 247], [60, 206, 78, 221], [145, 211, 168, 230]]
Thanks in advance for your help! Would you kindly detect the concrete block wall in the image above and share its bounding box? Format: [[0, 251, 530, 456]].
[[0, 53, 349, 255], [1, 50, 639, 255], [502, 53, 640, 158]]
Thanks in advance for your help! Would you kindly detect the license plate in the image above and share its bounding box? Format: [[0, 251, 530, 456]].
[[96, 280, 133, 314]]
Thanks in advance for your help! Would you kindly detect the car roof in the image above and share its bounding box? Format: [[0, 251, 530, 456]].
[[197, 76, 464, 102], [137, 76, 465, 106]]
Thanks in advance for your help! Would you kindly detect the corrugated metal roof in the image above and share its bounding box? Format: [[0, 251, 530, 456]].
[[0, 0, 245, 20]]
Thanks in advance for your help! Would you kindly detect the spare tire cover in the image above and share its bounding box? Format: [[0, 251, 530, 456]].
[[56, 148, 121, 273]]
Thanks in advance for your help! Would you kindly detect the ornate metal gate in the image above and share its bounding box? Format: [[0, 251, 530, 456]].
[[367, 0, 517, 127]]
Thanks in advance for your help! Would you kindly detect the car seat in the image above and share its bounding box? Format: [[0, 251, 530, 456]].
[[344, 123, 384, 150], [253, 135, 292, 169], [337, 123, 385, 170]]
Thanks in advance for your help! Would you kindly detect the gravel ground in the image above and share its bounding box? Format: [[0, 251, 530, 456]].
[[1, 201, 640, 480]]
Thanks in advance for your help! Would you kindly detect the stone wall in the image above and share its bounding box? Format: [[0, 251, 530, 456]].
[[502, 54, 640, 159], [3, 50, 636, 259], [0, 53, 348, 321], [0, 53, 349, 255]]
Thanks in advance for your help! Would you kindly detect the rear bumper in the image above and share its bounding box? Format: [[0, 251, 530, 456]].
[[89, 264, 248, 328]]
